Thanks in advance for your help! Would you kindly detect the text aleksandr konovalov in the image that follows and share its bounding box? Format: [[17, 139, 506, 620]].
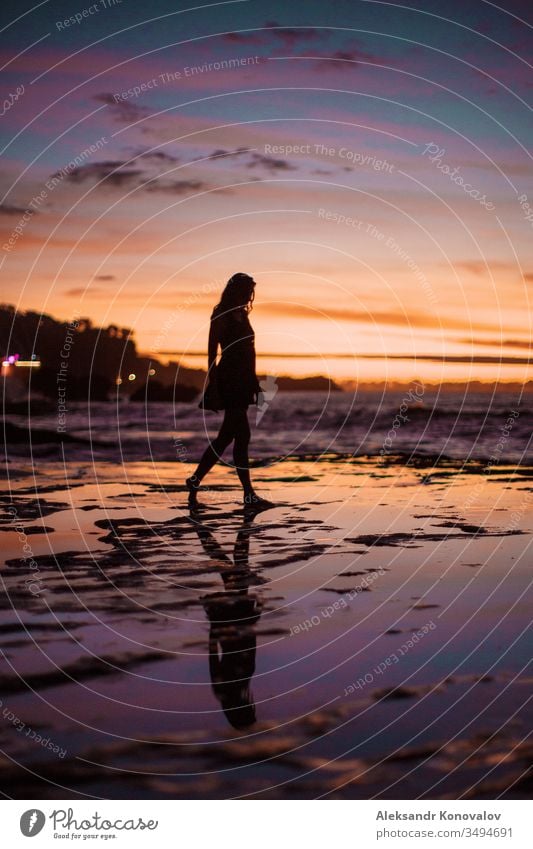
[[377, 810, 503, 821]]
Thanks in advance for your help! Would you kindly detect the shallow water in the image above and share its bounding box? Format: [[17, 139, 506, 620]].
[[1, 455, 531, 798]]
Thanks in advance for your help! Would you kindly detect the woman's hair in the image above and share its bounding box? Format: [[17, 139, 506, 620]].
[[214, 273, 255, 315]]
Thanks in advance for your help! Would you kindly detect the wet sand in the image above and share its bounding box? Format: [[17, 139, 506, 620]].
[[0, 456, 531, 799]]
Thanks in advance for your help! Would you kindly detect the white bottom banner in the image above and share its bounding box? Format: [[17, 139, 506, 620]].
[[2, 799, 529, 848]]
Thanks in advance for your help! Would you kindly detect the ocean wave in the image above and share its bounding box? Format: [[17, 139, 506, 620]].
[[4, 391, 532, 466]]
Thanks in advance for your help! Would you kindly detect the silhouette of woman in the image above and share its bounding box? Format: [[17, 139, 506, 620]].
[[186, 273, 271, 507]]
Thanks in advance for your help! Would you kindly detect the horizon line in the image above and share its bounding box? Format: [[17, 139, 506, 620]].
[[151, 351, 533, 365]]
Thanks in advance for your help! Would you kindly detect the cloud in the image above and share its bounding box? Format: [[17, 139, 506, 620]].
[[94, 93, 152, 124], [94, 274, 115, 281], [0, 203, 31, 215], [57, 160, 144, 188], [261, 302, 503, 332], [222, 31, 265, 46], [246, 153, 297, 171], [142, 178, 206, 195], [223, 21, 326, 47], [455, 260, 516, 276], [456, 261, 488, 275], [221, 25, 375, 73], [138, 150, 179, 164], [51, 157, 211, 196], [265, 21, 325, 47], [200, 147, 294, 173], [305, 46, 377, 70], [461, 337, 533, 350], [314, 50, 362, 68], [64, 287, 105, 296], [205, 147, 251, 160]]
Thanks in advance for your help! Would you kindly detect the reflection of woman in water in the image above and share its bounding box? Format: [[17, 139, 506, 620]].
[[186, 273, 271, 508], [193, 516, 263, 729]]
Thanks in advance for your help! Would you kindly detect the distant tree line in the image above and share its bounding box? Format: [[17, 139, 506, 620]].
[[0, 304, 198, 402]]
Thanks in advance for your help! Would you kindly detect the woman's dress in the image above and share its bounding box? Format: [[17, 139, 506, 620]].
[[199, 309, 260, 411]]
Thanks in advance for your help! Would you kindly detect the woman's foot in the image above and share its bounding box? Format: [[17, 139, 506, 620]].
[[186, 475, 201, 505], [243, 491, 274, 510]]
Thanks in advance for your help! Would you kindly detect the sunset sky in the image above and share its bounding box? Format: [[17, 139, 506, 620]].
[[1, 0, 532, 382]]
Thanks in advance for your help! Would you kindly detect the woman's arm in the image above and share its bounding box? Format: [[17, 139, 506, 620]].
[[207, 318, 219, 379]]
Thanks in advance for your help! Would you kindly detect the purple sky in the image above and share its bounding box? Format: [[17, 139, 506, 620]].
[[1, 0, 532, 381]]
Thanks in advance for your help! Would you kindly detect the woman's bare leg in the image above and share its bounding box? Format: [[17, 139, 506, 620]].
[[232, 409, 272, 506], [231, 408, 254, 498], [188, 408, 273, 507], [187, 411, 236, 501]]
